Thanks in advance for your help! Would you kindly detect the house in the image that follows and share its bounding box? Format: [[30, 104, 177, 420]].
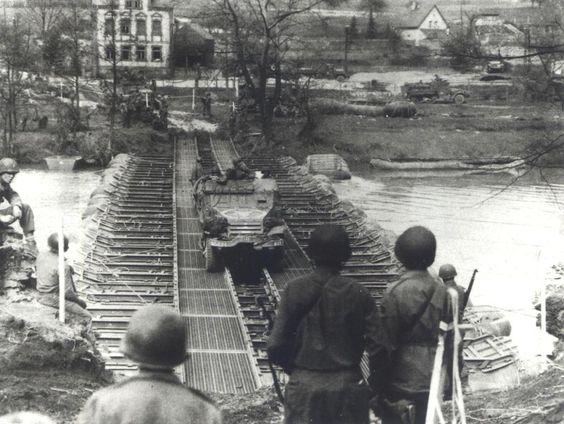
[[393, 5, 449, 47], [173, 19, 215, 68], [94, 0, 174, 77], [472, 13, 525, 58]]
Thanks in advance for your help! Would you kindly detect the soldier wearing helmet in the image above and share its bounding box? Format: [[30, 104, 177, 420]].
[[267, 224, 380, 424], [0, 157, 36, 252], [371, 226, 450, 424], [78, 305, 222, 424], [35, 233, 91, 321], [438, 263, 469, 315]]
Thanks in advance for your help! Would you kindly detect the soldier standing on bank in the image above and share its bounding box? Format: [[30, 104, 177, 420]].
[[0, 158, 36, 252], [267, 224, 381, 424], [78, 305, 222, 424], [371, 226, 450, 424]]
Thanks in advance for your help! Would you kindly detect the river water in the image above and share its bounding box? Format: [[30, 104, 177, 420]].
[[334, 169, 564, 358], [7, 167, 563, 358], [9, 167, 102, 262]]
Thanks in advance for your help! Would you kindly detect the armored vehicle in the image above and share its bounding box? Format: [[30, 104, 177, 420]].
[[194, 176, 285, 273], [402, 77, 470, 104]]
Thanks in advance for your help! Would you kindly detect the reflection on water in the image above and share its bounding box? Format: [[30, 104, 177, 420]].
[[8, 168, 101, 261], [335, 169, 564, 356]]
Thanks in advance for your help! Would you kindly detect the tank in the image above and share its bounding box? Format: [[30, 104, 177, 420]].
[[194, 176, 285, 273]]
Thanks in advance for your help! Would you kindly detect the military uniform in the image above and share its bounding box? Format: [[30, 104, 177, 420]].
[[0, 181, 35, 235], [373, 270, 448, 424], [268, 269, 379, 424], [35, 250, 91, 320], [78, 370, 222, 424]]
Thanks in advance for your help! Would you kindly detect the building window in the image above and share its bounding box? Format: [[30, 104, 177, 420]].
[[121, 45, 131, 61], [126, 0, 142, 8], [104, 17, 114, 35], [136, 18, 146, 36], [105, 45, 115, 60], [120, 18, 131, 34], [152, 18, 162, 36], [136, 45, 146, 61], [152, 46, 162, 62]]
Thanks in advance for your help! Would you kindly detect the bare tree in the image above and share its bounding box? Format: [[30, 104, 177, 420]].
[[202, 0, 386, 145], [0, 15, 36, 154], [96, 0, 122, 155], [24, 0, 66, 72]]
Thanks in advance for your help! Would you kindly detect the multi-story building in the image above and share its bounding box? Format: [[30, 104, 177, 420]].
[[94, 0, 174, 76]]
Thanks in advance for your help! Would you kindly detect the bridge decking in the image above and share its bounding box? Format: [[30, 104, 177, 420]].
[[175, 137, 262, 394]]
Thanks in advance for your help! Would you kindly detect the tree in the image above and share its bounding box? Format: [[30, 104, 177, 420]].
[[366, 7, 377, 39], [349, 16, 359, 40], [0, 15, 37, 154], [441, 26, 482, 69], [24, 0, 66, 70], [43, 25, 68, 74], [25, 0, 65, 39], [358, 0, 386, 12], [97, 0, 121, 155]]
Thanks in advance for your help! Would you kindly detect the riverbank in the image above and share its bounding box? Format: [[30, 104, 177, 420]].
[[262, 103, 564, 171], [11, 122, 172, 166]]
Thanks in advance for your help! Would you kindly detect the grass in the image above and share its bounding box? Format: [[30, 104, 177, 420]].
[[264, 102, 564, 169]]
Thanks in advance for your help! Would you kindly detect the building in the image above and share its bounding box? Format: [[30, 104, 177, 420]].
[[173, 19, 215, 69], [472, 13, 525, 58], [94, 0, 174, 76], [394, 5, 449, 47]]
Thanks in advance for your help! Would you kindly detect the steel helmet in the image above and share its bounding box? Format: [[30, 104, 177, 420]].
[[121, 305, 187, 368], [47, 233, 69, 252], [307, 224, 351, 267], [394, 226, 436, 270], [439, 264, 457, 281], [0, 158, 20, 174]]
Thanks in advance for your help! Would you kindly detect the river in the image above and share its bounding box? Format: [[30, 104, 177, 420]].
[[7, 166, 562, 359], [9, 167, 102, 262], [334, 169, 564, 358]]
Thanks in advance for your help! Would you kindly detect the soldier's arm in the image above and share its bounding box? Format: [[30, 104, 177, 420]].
[[266, 285, 298, 370], [3, 185, 23, 208], [366, 291, 401, 394]]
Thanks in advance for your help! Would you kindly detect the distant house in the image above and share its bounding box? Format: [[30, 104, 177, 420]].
[[173, 19, 215, 69], [393, 5, 449, 47], [94, 0, 174, 77], [472, 13, 525, 57]]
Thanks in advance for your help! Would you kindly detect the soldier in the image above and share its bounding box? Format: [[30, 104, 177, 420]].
[[35, 233, 91, 322], [267, 224, 380, 424], [190, 157, 204, 183], [438, 264, 468, 317], [0, 158, 36, 251], [372, 226, 450, 424], [78, 305, 222, 424]]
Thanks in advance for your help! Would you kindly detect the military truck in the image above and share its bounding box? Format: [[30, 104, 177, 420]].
[[402, 77, 470, 104], [194, 176, 285, 272]]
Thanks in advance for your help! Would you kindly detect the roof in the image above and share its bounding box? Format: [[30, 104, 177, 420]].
[[393, 5, 448, 30], [151, 0, 174, 8], [473, 7, 549, 28]]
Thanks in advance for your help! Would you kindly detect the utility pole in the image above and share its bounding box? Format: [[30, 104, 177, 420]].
[[344, 25, 350, 75]]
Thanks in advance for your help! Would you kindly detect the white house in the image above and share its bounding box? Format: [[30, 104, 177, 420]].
[[94, 0, 174, 76], [394, 5, 449, 46]]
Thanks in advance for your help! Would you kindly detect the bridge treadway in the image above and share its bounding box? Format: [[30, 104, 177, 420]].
[[175, 137, 262, 394]]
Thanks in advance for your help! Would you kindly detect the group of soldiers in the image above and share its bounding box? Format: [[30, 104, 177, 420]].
[[1, 157, 468, 424], [268, 224, 466, 424], [0, 157, 91, 322]]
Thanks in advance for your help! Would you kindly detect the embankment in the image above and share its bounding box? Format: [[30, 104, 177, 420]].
[[263, 103, 564, 170]]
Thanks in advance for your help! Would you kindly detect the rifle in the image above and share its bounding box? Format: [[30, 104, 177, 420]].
[[257, 297, 285, 403], [462, 269, 478, 311]]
